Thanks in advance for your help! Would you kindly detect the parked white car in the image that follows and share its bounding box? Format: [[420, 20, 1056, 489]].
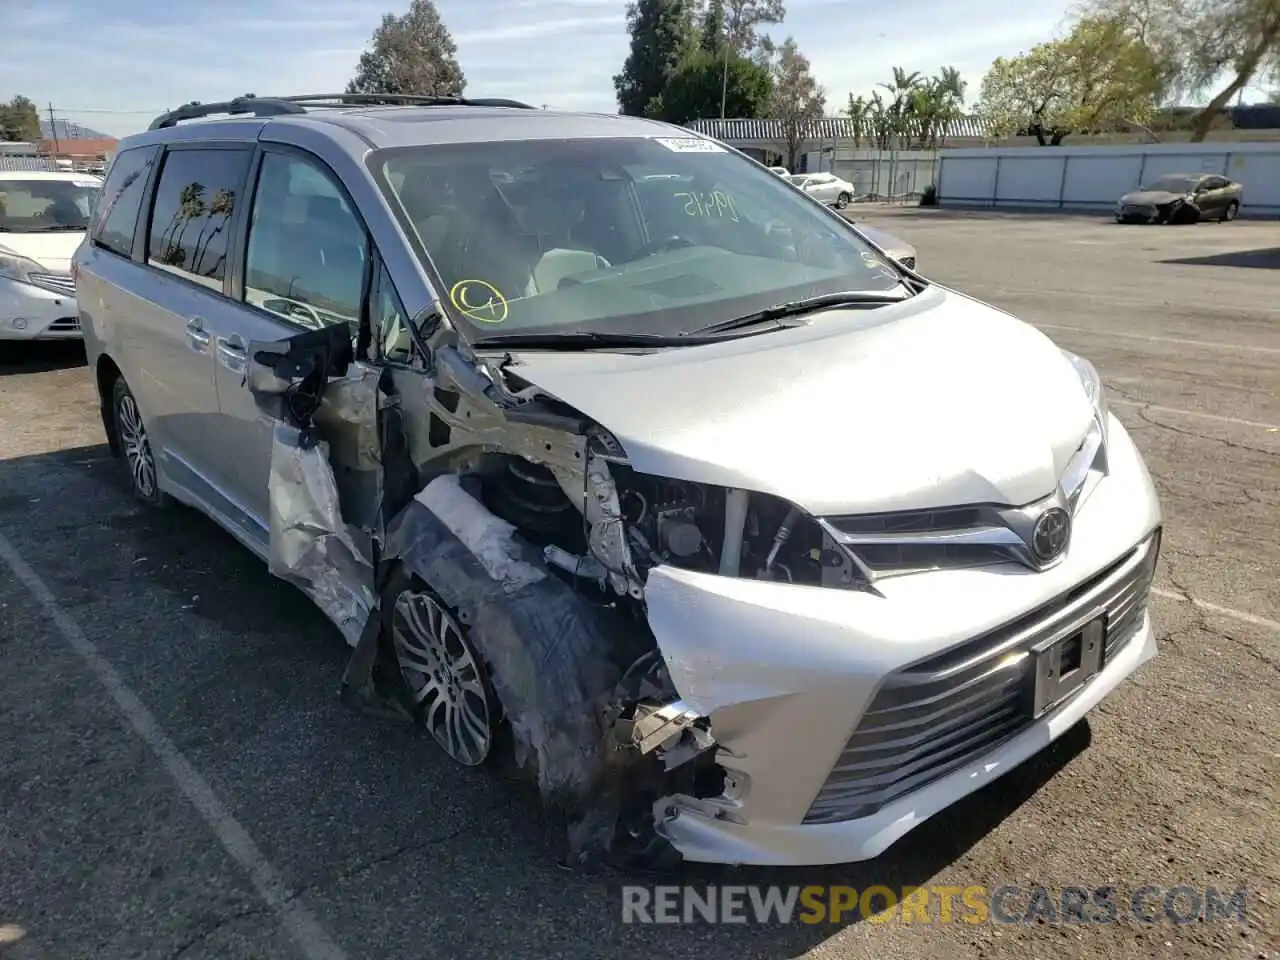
[[767, 166, 790, 177], [0, 170, 101, 341], [786, 172, 857, 209]]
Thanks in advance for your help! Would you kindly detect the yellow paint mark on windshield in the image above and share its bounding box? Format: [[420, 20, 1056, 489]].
[[449, 279, 509, 324]]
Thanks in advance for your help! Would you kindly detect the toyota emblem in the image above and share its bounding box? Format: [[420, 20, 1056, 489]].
[[1031, 507, 1071, 563]]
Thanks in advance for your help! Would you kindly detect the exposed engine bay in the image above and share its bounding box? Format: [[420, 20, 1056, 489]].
[[247, 320, 860, 867]]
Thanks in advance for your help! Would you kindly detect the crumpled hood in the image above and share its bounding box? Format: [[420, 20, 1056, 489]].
[[499, 287, 1095, 516], [1120, 190, 1185, 206], [0, 231, 84, 273]]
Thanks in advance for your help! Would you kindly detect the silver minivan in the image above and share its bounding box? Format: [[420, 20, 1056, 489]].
[[76, 94, 1161, 869]]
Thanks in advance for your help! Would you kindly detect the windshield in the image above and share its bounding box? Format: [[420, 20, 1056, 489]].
[[1140, 175, 1199, 194], [0, 178, 100, 232], [374, 137, 904, 339]]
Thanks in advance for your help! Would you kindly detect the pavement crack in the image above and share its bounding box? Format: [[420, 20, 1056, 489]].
[[1160, 557, 1214, 638], [1135, 405, 1280, 457], [167, 905, 271, 960], [284, 827, 468, 902]]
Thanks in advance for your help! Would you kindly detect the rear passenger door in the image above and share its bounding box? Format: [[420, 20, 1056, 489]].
[[212, 146, 369, 536], [133, 144, 254, 508]]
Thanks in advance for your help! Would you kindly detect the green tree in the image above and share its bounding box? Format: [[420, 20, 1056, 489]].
[[976, 16, 1164, 145], [615, 0, 697, 116], [771, 38, 825, 170], [347, 0, 465, 97], [0, 96, 41, 142], [1086, 0, 1280, 141], [646, 46, 773, 123]]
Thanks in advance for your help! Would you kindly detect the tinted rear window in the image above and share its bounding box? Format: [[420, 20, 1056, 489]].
[[91, 146, 159, 258], [146, 147, 253, 289]]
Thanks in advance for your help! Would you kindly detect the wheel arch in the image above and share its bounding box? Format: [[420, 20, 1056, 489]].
[[96, 354, 124, 457]]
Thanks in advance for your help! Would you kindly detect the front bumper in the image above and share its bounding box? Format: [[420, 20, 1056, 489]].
[[644, 415, 1161, 866], [0, 276, 81, 340]]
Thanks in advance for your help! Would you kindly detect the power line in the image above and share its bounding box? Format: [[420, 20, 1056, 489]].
[[47, 107, 167, 114]]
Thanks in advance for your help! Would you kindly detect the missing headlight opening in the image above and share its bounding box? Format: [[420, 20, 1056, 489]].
[[247, 323, 861, 868]]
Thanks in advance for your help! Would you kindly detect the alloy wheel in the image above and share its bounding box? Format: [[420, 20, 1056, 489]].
[[391, 589, 494, 766], [116, 391, 157, 499]]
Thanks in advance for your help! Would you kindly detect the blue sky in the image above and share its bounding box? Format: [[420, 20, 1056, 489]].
[[1, 0, 1250, 140]]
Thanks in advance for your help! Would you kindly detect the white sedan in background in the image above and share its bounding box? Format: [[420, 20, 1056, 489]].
[[0, 170, 102, 342], [787, 172, 857, 209]]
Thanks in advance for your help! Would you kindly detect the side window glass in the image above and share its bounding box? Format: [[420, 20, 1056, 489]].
[[372, 263, 414, 365], [147, 148, 252, 289], [242, 151, 367, 332], [92, 146, 157, 258]]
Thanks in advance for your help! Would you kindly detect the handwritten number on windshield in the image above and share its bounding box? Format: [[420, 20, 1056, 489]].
[[450, 279, 509, 324], [675, 191, 739, 222]]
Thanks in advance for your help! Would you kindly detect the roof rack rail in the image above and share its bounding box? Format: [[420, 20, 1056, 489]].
[[148, 92, 535, 129]]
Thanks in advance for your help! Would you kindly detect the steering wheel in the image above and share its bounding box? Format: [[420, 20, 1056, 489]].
[[632, 235, 696, 259]]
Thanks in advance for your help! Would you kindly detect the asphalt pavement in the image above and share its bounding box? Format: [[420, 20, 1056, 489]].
[[1, 209, 1276, 959]]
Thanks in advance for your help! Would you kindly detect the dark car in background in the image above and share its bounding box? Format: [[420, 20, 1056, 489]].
[[1114, 173, 1242, 224]]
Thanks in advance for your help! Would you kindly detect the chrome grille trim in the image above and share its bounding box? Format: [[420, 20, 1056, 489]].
[[28, 272, 76, 297], [821, 416, 1109, 579], [803, 528, 1160, 825]]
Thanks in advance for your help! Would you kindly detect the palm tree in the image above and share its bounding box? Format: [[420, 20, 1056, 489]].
[[159, 182, 207, 268], [845, 94, 869, 147], [878, 67, 923, 147], [190, 188, 236, 277]]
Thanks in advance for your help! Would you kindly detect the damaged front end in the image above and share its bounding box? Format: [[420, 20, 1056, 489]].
[[246, 319, 847, 866]]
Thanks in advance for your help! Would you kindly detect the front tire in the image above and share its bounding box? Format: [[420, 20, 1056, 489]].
[[836, 191, 852, 209], [111, 377, 165, 506], [385, 571, 501, 767], [1221, 200, 1239, 222]]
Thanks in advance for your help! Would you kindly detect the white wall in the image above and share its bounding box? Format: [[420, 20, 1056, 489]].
[[936, 142, 1280, 215]]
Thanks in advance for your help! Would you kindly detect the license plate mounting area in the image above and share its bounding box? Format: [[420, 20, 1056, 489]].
[[1028, 611, 1106, 718]]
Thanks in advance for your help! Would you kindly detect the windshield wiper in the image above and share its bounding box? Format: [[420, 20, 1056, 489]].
[[472, 331, 685, 351], [684, 288, 910, 337], [24, 225, 87, 232]]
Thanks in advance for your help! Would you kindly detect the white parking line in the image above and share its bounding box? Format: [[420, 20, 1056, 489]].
[[0, 531, 348, 960], [1036, 322, 1280, 355], [1109, 398, 1280, 432], [1151, 587, 1280, 632]]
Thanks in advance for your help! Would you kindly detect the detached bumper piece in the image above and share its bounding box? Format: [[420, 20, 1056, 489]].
[[804, 528, 1160, 824]]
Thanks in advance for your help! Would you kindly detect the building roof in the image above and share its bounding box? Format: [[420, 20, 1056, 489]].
[[38, 137, 118, 157], [685, 115, 994, 141]]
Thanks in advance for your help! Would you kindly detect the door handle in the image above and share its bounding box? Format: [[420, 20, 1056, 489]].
[[186, 316, 211, 349], [215, 335, 247, 373]]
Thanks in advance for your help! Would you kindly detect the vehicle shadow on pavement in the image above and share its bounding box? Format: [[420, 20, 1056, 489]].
[[1159, 247, 1280, 269], [0, 341, 87, 375], [0, 443, 1092, 958]]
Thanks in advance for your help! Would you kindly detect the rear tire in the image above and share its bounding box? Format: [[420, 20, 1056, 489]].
[[110, 377, 167, 507], [1221, 200, 1239, 222]]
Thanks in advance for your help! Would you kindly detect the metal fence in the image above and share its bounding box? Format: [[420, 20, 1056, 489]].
[[0, 155, 58, 172]]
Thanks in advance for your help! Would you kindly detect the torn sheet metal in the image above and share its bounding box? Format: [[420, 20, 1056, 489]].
[[268, 422, 375, 646], [383, 477, 644, 859]]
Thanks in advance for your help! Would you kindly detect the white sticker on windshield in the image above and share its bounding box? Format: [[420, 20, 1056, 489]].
[[653, 137, 724, 153]]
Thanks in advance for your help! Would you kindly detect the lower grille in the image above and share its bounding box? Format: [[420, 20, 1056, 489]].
[[803, 529, 1160, 825], [46, 316, 81, 333]]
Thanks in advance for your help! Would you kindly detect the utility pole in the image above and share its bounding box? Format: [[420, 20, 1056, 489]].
[[720, 42, 729, 119], [47, 103, 60, 151]]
